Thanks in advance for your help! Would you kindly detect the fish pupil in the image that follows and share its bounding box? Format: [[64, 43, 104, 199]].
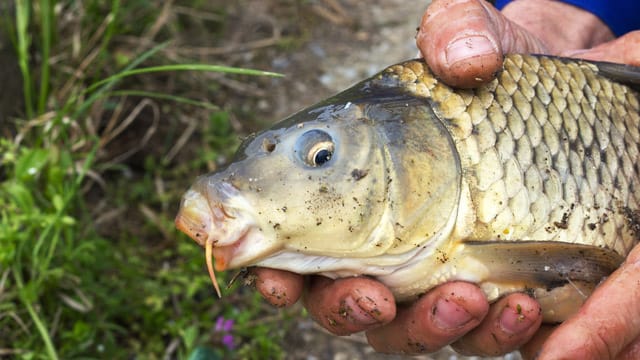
[[314, 149, 332, 166]]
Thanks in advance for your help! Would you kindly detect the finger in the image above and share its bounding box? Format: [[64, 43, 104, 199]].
[[501, 0, 614, 54], [417, 0, 546, 88], [618, 336, 640, 360], [302, 276, 396, 336], [561, 30, 640, 66], [366, 281, 489, 354], [251, 267, 304, 307], [530, 327, 640, 360], [452, 293, 542, 357], [537, 244, 640, 360], [519, 325, 555, 360]]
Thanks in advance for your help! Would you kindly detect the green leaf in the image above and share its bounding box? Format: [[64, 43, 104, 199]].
[[14, 148, 49, 182], [181, 325, 199, 352], [52, 194, 64, 211], [60, 216, 76, 225], [4, 182, 35, 211]]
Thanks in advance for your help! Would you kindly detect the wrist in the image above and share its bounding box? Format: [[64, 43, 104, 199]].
[[500, 0, 614, 54]]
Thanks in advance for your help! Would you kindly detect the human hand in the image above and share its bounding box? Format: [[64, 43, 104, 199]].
[[252, 268, 542, 356]]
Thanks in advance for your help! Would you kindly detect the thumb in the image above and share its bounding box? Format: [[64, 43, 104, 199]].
[[416, 0, 545, 88]]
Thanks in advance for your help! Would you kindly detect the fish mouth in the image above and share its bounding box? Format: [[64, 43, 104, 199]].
[[175, 181, 255, 297]]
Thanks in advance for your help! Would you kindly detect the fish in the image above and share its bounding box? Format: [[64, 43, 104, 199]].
[[175, 54, 640, 322]]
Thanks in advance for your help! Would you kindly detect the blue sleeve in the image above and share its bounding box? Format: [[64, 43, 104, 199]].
[[494, 0, 639, 37]]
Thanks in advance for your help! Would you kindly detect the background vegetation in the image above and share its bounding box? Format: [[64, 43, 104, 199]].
[[0, 0, 314, 358]]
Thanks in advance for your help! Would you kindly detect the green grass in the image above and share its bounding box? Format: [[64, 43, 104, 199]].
[[0, 0, 301, 358]]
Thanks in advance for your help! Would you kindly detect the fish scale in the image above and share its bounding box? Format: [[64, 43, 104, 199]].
[[383, 55, 640, 256]]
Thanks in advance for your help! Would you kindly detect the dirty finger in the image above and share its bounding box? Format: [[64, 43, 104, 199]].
[[366, 281, 489, 354], [303, 276, 396, 336]]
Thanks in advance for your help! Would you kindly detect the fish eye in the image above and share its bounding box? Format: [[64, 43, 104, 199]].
[[307, 144, 333, 166], [295, 130, 335, 167]]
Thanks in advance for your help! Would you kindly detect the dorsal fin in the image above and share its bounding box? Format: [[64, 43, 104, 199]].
[[528, 54, 640, 92], [590, 60, 640, 92]]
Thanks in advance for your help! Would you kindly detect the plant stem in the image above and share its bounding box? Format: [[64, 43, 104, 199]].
[[14, 271, 59, 360], [37, 0, 53, 114], [15, 0, 33, 119]]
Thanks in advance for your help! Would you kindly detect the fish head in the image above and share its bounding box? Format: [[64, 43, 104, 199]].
[[176, 76, 462, 287], [176, 99, 392, 272]]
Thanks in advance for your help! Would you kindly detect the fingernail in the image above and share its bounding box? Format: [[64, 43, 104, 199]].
[[341, 296, 381, 326], [499, 303, 534, 335], [432, 297, 473, 330], [446, 35, 497, 66]]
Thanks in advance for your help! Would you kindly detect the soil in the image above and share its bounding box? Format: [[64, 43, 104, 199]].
[[197, 0, 421, 126]]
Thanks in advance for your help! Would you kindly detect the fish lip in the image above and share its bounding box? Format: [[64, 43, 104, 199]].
[[175, 181, 258, 254], [177, 180, 281, 275], [175, 180, 248, 242], [175, 189, 215, 247]]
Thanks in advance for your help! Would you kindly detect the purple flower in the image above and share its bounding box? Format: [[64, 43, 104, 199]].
[[215, 316, 234, 332], [215, 316, 235, 350], [222, 334, 235, 350]]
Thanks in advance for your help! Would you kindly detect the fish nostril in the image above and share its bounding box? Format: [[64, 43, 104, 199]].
[[262, 137, 277, 153]]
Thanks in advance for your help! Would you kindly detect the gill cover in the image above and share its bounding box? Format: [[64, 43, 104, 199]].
[[371, 97, 461, 256]]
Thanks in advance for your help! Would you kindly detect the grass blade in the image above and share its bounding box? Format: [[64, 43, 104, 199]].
[[13, 271, 59, 360], [37, 0, 52, 114], [87, 64, 283, 93], [70, 41, 171, 120], [105, 90, 221, 110], [15, 0, 33, 119]]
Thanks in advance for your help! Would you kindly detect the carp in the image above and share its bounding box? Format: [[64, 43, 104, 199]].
[[176, 54, 640, 322]]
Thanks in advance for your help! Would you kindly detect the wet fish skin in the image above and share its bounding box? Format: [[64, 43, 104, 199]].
[[175, 54, 640, 322]]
